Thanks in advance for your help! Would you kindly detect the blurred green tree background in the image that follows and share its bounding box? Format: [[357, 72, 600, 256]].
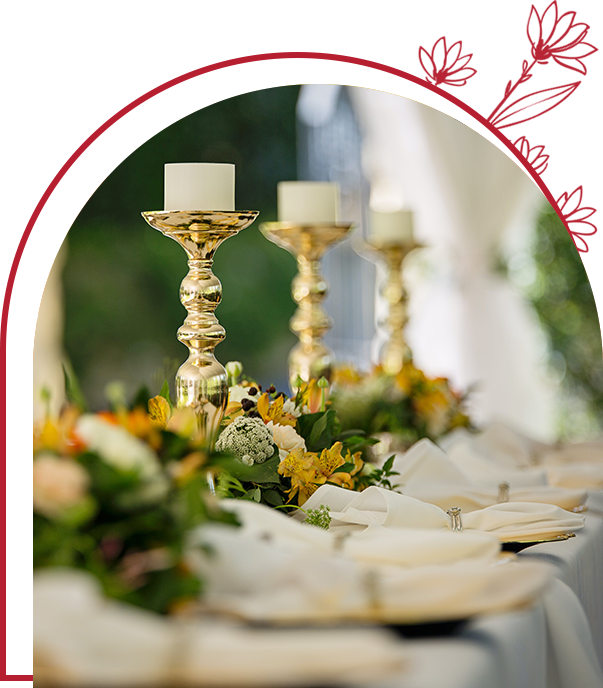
[[59, 85, 602, 436], [522, 206, 603, 438]]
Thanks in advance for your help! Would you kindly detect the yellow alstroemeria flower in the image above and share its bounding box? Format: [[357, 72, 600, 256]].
[[278, 448, 323, 505], [314, 442, 364, 491], [148, 395, 172, 429], [257, 394, 297, 427]]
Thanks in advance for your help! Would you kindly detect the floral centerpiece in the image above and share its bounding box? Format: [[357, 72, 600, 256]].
[[33, 383, 237, 614], [33, 364, 398, 612], [330, 362, 472, 453], [205, 363, 395, 508]]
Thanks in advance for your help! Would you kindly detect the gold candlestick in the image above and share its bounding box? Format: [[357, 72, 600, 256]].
[[142, 210, 258, 444], [260, 222, 354, 390], [363, 238, 421, 376]]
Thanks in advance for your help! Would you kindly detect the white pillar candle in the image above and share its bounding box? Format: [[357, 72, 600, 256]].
[[164, 163, 235, 211], [370, 209, 414, 243], [277, 181, 339, 224]]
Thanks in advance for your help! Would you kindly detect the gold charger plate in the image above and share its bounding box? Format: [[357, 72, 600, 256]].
[[502, 532, 576, 553]]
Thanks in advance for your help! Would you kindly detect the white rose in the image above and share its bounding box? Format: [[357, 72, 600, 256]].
[[75, 415, 161, 479], [33, 454, 89, 518], [265, 421, 306, 460]]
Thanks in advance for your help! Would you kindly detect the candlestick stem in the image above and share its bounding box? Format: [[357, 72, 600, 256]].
[[362, 238, 421, 376], [260, 222, 354, 390], [142, 210, 258, 445]]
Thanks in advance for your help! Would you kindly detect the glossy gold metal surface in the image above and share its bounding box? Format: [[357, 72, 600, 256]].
[[142, 210, 259, 445], [259, 221, 355, 390], [361, 238, 422, 376], [504, 532, 576, 545]]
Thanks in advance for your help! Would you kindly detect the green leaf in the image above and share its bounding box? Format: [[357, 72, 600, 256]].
[[308, 412, 329, 446], [261, 488, 285, 507], [62, 361, 87, 412], [332, 462, 355, 474], [253, 487, 261, 502], [221, 454, 281, 484], [159, 380, 173, 408], [382, 455, 396, 473]]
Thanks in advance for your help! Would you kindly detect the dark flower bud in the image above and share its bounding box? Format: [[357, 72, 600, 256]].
[[267, 385, 276, 394], [248, 410, 261, 418], [241, 398, 255, 411], [248, 387, 258, 396]]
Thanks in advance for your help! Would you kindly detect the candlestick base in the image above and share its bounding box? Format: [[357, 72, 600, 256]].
[[142, 210, 259, 445], [260, 221, 355, 391]]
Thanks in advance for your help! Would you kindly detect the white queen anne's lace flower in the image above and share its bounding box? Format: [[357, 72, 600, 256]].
[[215, 417, 275, 466]]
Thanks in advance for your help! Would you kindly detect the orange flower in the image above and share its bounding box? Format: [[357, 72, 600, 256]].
[[296, 380, 323, 414], [33, 406, 85, 456]]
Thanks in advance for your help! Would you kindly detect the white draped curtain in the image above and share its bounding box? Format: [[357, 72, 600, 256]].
[[298, 85, 557, 440]]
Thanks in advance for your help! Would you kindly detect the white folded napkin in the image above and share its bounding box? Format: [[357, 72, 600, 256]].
[[220, 497, 501, 567], [447, 423, 603, 491], [471, 421, 550, 468], [198, 548, 551, 624], [447, 437, 548, 487], [34, 568, 406, 687], [391, 439, 586, 512], [546, 464, 603, 489], [541, 441, 603, 466], [392, 438, 471, 488], [300, 484, 584, 542], [462, 502, 584, 541], [34, 569, 178, 686], [184, 513, 551, 625], [405, 483, 586, 513]]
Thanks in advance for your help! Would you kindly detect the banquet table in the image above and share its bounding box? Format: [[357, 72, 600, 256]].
[[363, 512, 603, 688]]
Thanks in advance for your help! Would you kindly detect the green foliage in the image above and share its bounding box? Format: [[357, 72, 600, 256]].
[[214, 454, 285, 509], [524, 204, 603, 437], [358, 455, 400, 492], [303, 504, 332, 530], [63, 361, 87, 412], [33, 385, 239, 614]]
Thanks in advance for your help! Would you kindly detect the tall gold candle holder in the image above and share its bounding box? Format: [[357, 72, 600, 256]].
[[259, 222, 354, 390], [362, 238, 421, 376], [142, 210, 258, 444]]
